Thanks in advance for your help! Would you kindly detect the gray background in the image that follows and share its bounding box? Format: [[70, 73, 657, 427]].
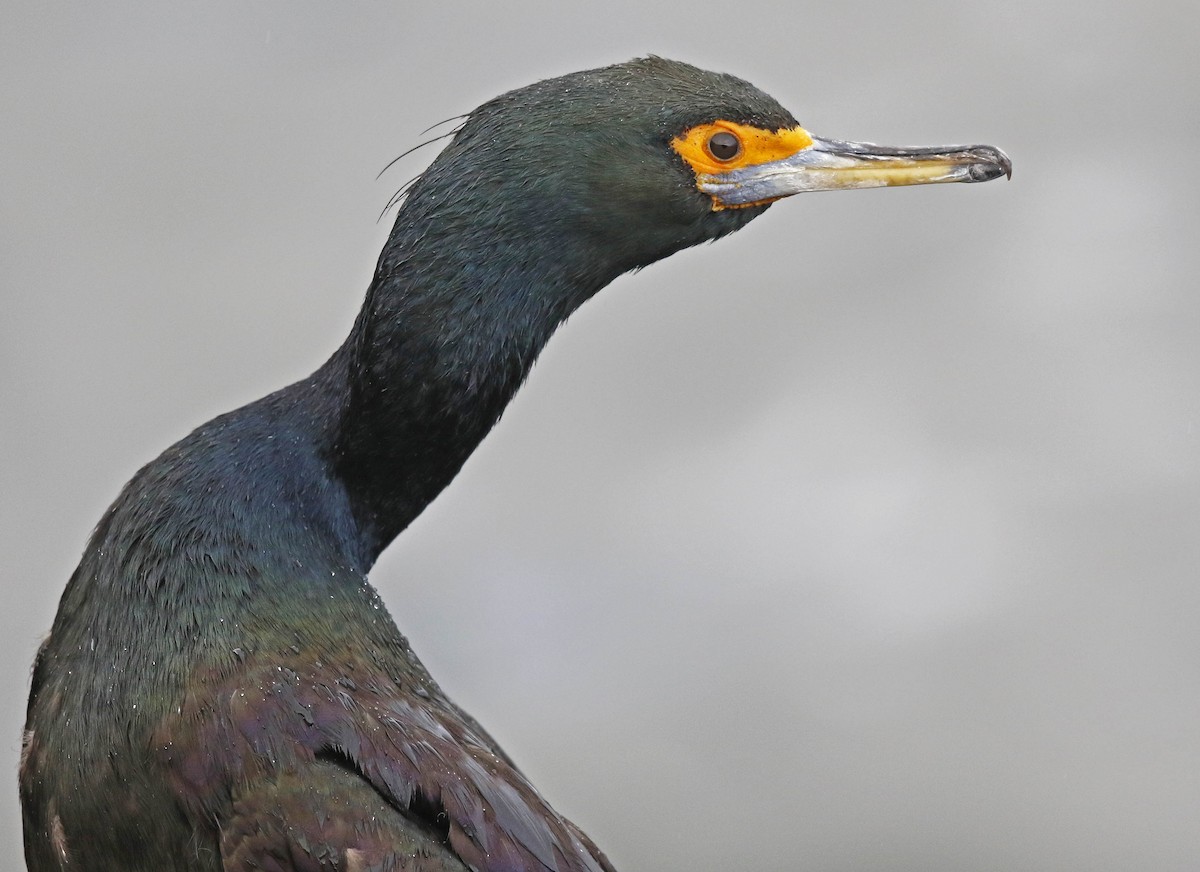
[[3, 3, 1197, 870]]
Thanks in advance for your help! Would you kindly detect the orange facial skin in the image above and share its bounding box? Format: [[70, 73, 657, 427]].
[[671, 120, 814, 182]]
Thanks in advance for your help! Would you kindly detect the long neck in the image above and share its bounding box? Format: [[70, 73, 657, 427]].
[[321, 187, 616, 563]]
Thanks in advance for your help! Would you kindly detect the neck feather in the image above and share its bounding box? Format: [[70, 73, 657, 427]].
[[322, 197, 616, 562]]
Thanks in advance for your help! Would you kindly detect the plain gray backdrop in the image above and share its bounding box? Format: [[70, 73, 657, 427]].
[[3, 3, 1198, 870]]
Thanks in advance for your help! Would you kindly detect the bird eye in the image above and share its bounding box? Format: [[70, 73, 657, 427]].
[[706, 131, 741, 161]]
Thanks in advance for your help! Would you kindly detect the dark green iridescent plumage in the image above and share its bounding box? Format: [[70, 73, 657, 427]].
[[22, 58, 792, 871]]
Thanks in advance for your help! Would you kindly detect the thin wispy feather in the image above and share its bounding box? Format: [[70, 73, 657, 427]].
[[376, 119, 467, 222]]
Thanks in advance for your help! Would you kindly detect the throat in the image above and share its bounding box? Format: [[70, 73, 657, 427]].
[[324, 330, 532, 563], [317, 162, 630, 563], [324, 253, 586, 564]]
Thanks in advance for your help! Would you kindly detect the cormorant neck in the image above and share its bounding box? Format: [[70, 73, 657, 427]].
[[322, 194, 619, 564]]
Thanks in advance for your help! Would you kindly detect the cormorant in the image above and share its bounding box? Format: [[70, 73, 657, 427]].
[[20, 57, 1009, 871]]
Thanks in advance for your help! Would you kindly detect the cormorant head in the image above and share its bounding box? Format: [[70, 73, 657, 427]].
[[388, 56, 1009, 302]]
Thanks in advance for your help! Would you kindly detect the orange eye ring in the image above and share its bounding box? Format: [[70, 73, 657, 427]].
[[707, 131, 741, 161], [672, 120, 814, 178]]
